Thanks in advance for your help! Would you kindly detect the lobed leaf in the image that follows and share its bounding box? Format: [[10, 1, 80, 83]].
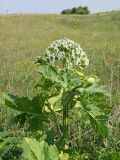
[[22, 137, 59, 160], [2, 93, 45, 115], [87, 111, 108, 138]]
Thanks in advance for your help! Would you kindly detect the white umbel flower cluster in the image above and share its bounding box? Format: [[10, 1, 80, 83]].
[[46, 38, 89, 69]]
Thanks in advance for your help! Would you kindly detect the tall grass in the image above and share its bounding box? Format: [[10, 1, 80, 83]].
[[0, 12, 120, 106]]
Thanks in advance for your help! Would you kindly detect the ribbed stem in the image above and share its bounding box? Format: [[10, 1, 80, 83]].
[[63, 105, 68, 143]]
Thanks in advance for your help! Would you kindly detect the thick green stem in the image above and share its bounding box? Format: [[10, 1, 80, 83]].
[[62, 90, 74, 144], [63, 105, 68, 143]]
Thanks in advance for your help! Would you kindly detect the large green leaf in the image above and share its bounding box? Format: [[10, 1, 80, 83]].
[[87, 103, 111, 118], [2, 93, 45, 115], [22, 138, 37, 160], [59, 68, 85, 89], [48, 89, 63, 112], [37, 64, 60, 84], [27, 115, 49, 132], [85, 84, 110, 99], [37, 62, 85, 89], [22, 138, 59, 160], [87, 111, 108, 138], [48, 90, 63, 106]]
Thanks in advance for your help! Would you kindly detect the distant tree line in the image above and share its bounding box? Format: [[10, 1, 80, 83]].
[[61, 6, 90, 15]]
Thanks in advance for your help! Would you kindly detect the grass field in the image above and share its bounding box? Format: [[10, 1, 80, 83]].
[[0, 11, 120, 160], [0, 11, 120, 105]]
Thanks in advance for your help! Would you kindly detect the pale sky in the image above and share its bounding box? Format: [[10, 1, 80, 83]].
[[0, 0, 120, 14]]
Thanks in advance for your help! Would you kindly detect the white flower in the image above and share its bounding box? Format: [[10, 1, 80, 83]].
[[46, 38, 89, 69]]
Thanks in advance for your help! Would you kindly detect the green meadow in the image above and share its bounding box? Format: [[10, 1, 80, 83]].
[[0, 11, 120, 104], [0, 11, 120, 160]]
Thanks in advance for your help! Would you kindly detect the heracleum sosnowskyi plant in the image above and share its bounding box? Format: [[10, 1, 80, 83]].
[[45, 38, 89, 142], [1, 38, 111, 157], [43, 39, 110, 144]]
